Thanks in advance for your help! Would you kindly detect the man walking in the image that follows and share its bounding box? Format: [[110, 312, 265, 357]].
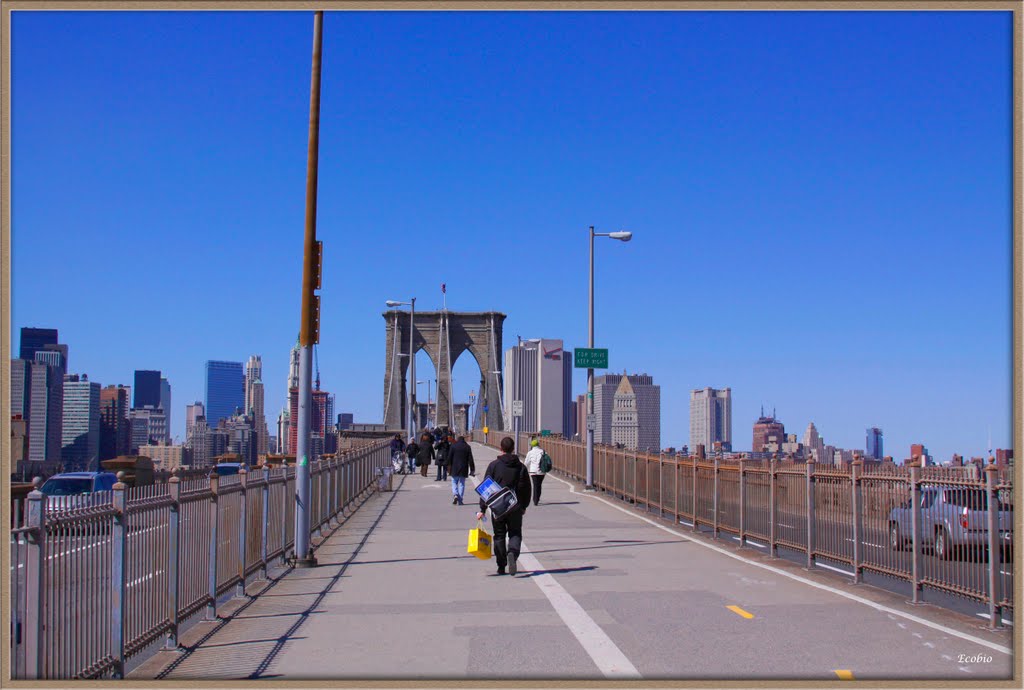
[[476, 437, 531, 576], [448, 435, 475, 505], [416, 432, 435, 477], [434, 433, 452, 481], [523, 437, 546, 506]]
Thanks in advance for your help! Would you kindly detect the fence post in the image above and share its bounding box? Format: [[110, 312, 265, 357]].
[[769, 459, 778, 557], [237, 468, 248, 598], [909, 463, 922, 604], [738, 459, 746, 548], [658, 453, 664, 518], [805, 459, 816, 570], [23, 488, 47, 679], [985, 464, 1003, 629], [712, 456, 720, 539], [632, 451, 638, 505], [111, 474, 128, 678], [327, 457, 337, 525], [851, 460, 863, 584], [261, 465, 270, 580], [280, 466, 289, 564], [166, 472, 182, 649], [691, 458, 698, 532], [207, 471, 220, 620]]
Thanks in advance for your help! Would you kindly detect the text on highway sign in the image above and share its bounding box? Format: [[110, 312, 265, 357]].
[[574, 348, 609, 369]]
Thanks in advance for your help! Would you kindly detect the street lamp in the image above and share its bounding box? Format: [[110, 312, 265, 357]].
[[586, 226, 633, 490], [489, 370, 504, 429], [417, 379, 433, 427], [386, 298, 416, 442]]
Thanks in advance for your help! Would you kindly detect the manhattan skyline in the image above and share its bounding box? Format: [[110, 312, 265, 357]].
[[10, 10, 1013, 461]]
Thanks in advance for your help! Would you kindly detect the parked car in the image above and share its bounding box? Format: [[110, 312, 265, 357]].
[[888, 485, 1013, 559], [214, 463, 243, 476]]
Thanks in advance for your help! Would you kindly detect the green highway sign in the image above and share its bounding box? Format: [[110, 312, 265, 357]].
[[574, 348, 609, 369], [540, 429, 551, 437]]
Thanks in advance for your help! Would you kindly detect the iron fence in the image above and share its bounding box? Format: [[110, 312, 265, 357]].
[[10, 440, 390, 680], [473, 431, 1013, 628]]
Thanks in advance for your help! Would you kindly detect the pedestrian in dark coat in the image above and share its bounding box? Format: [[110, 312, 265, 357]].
[[416, 433, 434, 477], [476, 437, 531, 576], [434, 435, 451, 481], [447, 436, 476, 505]]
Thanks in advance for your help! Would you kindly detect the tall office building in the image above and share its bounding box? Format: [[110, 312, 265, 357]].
[[160, 377, 172, 442], [245, 355, 268, 454], [690, 387, 732, 454], [34, 345, 68, 377], [337, 413, 354, 431], [16, 359, 64, 465], [608, 372, 661, 451], [278, 407, 291, 455], [576, 393, 587, 442], [19, 327, 58, 362], [61, 374, 102, 471], [134, 370, 162, 409], [127, 408, 167, 453], [502, 338, 572, 435], [287, 387, 334, 460], [592, 373, 658, 447], [866, 427, 883, 460], [205, 360, 244, 428], [100, 385, 131, 460], [802, 422, 826, 463], [752, 409, 786, 454], [186, 415, 211, 468], [186, 401, 205, 438], [288, 339, 301, 389]]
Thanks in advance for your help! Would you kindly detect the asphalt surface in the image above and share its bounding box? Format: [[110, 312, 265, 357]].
[[128, 442, 1013, 681]]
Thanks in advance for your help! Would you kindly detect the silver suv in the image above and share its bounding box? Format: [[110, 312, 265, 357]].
[[888, 486, 1012, 559]]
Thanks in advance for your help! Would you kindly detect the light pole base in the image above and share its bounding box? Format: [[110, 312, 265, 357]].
[[294, 554, 319, 568], [584, 485, 597, 492]]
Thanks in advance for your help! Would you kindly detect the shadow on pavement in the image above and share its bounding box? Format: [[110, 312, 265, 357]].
[[518, 565, 598, 577], [527, 539, 685, 556]]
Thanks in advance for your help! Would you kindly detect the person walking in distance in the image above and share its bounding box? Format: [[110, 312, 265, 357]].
[[389, 434, 406, 473], [416, 432, 434, 477], [405, 437, 420, 475], [434, 433, 452, 482], [447, 435, 475, 505], [476, 437, 531, 576], [523, 437, 546, 506]]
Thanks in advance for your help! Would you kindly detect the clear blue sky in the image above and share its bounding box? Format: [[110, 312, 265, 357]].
[[11, 10, 1013, 460]]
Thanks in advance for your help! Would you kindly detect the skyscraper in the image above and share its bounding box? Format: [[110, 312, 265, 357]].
[[608, 372, 661, 451], [34, 345, 68, 377], [866, 427, 884, 460], [19, 327, 58, 362], [127, 408, 167, 452], [802, 422, 826, 463], [611, 376, 639, 450], [100, 385, 131, 460], [592, 373, 658, 447], [752, 409, 785, 454], [278, 407, 291, 455], [245, 355, 268, 455], [690, 387, 732, 454], [28, 361, 63, 465], [205, 360, 244, 428], [133, 370, 161, 409], [288, 387, 334, 461], [61, 374, 102, 471], [186, 401, 205, 438], [502, 338, 571, 435], [160, 377, 172, 443]]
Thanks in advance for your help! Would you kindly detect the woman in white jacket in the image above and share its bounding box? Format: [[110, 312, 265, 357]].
[[523, 438, 546, 506]]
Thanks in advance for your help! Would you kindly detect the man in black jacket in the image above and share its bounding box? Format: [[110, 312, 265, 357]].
[[447, 436, 475, 505], [476, 437, 531, 576]]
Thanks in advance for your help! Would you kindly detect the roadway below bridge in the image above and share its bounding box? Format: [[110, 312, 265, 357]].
[[131, 443, 1013, 681]]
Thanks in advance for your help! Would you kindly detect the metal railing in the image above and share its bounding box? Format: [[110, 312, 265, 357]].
[[10, 440, 391, 680], [472, 431, 1013, 627]]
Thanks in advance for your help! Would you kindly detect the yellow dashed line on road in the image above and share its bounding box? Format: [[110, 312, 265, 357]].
[[726, 605, 754, 619], [834, 670, 854, 680]]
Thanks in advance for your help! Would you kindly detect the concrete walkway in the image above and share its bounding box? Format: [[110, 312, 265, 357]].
[[133, 442, 1013, 681]]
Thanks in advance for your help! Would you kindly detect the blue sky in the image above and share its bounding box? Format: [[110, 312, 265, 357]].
[[11, 10, 1013, 460]]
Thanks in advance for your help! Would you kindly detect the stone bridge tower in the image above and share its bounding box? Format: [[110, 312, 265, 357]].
[[383, 311, 506, 434]]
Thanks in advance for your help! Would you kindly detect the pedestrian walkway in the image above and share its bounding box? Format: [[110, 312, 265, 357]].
[[132, 443, 1012, 681]]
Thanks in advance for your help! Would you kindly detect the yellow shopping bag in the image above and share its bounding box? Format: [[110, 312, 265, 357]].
[[467, 520, 492, 560]]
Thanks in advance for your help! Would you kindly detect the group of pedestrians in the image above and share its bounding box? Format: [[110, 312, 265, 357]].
[[395, 429, 554, 577]]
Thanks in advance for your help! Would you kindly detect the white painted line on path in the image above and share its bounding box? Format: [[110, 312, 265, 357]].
[[540, 468, 1013, 656], [975, 613, 1014, 627], [816, 562, 855, 577], [468, 472, 641, 679]]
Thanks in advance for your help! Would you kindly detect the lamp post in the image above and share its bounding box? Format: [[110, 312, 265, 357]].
[[586, 226, 632, 490], [417, 379, 434, 428], [386, 298, 416, 442]]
